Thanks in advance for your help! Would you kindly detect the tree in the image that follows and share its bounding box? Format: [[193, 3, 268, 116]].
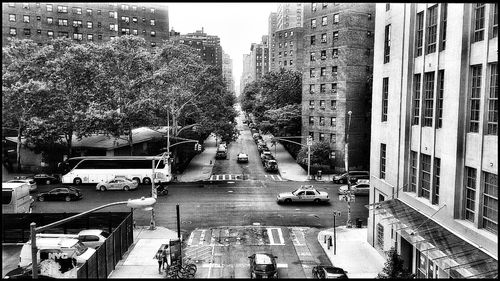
[[296, 141, 333, 174], [377, 247, 414, 279]]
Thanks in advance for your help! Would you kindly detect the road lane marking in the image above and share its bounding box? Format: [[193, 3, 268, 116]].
[[187, 231, 195, 246], [199, 230, 206, 246], [267, 227, 285, 245]]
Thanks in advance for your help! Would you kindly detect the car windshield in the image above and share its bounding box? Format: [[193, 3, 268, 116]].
[[73, 241, 88, 255], [255, 264, 275, 272], [291, 189, 299, 195], [324, 267, 345, 274], [68, 187, 79, 193], [101, 231, 110, 238]]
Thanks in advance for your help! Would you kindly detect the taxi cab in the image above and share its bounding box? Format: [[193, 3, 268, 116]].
[[276, 185, 329, 204]]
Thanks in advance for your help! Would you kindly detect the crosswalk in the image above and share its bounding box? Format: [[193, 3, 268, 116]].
[[208, 174, 285, 181], [185, 227, 286, 248]]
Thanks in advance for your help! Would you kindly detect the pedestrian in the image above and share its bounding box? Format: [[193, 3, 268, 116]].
[[155, 249, 163, 273], [162, 246, 169, 270]]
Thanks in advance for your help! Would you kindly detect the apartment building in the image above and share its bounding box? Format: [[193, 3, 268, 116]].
[[176, 28, 223, 75], [270, 26, 305, 73], [302, 3, 375, 171], [277, 3, 303, 30], [2, 2, 169, 47], [222, 51, 235, 93], [268, 12, 278, 68], [250, 41, 270, 81], [369, 3, 497, 278], [240, 53, 252, 94]]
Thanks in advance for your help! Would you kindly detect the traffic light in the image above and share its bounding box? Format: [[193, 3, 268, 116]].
[[197, 144, 202, 151]]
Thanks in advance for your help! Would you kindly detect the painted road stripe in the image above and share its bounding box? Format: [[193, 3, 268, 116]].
[[187, 231, 195, 246], [199, 230, 206, 246], [201, 263, 288, 268], [267, 227, 285, 245]]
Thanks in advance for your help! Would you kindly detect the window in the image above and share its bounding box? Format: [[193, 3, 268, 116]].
[[150, 19, 156, 26], [416, 12, 424, 57], [58, 31, 68, 38], [320, 67, 326, 77], [376, 223, 384, 249], [333, 14, 339, 23], [36, 16, 41, 21], [423, 72, 435, 127], [330, 134, 336, 143], [132, 29, 138, 35], [290, 41, 294, 47], [419, 154, 431, 199], [57, 5, 68, 13], [331, 117, 336, 127], [132, 17, 138, 23], [319, 100, 325, 108], [332, 83, 337, 93], [9, 14, 16, 22], [109, 11, 115, 18], [382, 78, 389, 122], [311, 19, 317, 28], [290, 50, 293, 56], [122, 16, 130, 23], [132, 5, 137, 11], [440, 4, 447, 51], [72, 7, 82, 14], [97, 22, 101, 28], [436, 70, 444, 128], [72, 20, 82, 27], [320, 84, 326, 93], [332, 66, 337, 75], [309, 84, 315, 94], [469, 65, 482, 133], [309, 116, 314, 125], [321, 33, 327, 43], [284, 51, 287, 57], [22, 3, 29, 9], [97, 10, 101, 15], [47, 17, 53, 24], [332, 48, 338, 58], [432, 158, 440, 205], [9, 28, 16, 36], [493, 3, 498, 38], [46, 4, 52, 11], [87, 34, 93, 41], [384, 24, 391, 63], [331, 100, 337, 109], [482, 172, 498, 234], [426, 5, 438, 53], [150, 8, 155, 14], [465, 167, 477, 222], [310, 52, 316, 62], [37, 29, 41, 34], [386, 3, 390, 11], [47, 30, 53, 37], [121, 4, 129, 10], [310, 35, 316, 45], [86, 9, 92, 16], [319, 133, 325, 141], [73, 33, 82, 41], [333, 31, 339, 41], [413, 74, 421, 125], [319, 117, 325, 126], [487, 63, 498, 135], [98, 34, 102, 40], [473, 3, 485, 42], [309, 100, 315, 108], [284, 32, 288, 38], [58, 19, 68, 26], [320, 50, 326, 60], [109, 24, 117, 31], [87, 21, 92, 29], [23, 15, 30, 23], [322, 16, 327, 26], [309, 132, 314, 139], [409, 151, 417, 192], [380, 144, 386, 179], [310, 68, 316, 78], [312, 3, 317, 12], [23, 28, 30, 36], [121, 28, 130, 35]]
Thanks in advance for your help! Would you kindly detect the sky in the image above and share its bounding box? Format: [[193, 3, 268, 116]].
[[165, 3, 278, 95]]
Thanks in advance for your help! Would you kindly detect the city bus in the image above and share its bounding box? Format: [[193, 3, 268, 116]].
[[60, 156, 171, 185]]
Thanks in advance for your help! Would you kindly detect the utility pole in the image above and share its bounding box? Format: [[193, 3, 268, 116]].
[[345, 111, 353, 228], [307, 136, 312, 180]]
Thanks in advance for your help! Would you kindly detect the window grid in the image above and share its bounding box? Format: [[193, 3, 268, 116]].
[[493, 3, 498, 37], [413, 74, 421, 125], [440, 4, 447, 51], [416, 12, 424, 57], [419, 154, 431, 199], [474, 3, 485, 42], [380, 144, 386, 179], [436, 70, 444, 128], [409, 151, 418, 193], [384, 24, 391, 63], [465, 167, 477, 222], [482, 172, 498, 234], [376, 223, 384, 249], [469, 65, 482, 133], [432, 158, 440, 205], [487, 63, 498, 135], [423, 72, 435, 127], [426, 5, 438, 54], [382, 77, 389, 122]]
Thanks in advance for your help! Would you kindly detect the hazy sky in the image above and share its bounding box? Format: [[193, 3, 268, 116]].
[[165, 3, 278, 94]]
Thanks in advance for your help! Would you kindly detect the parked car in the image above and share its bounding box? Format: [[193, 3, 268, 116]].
[[261, 154, 275, 165], [260, 150, 272, 158], [237, 153, 249, 163], [264, 160, 279, 172], [332, 171, 369, 184], [35, 229, 110, 249], [338, 182, 370, 196], [7, 179, 37, 192], [312, 265, 348, 279], [248, 253, 278, 278], [37, 187, 82, 202], [276, 185, 330, 204], [32, 174, 60, 185], [96, 177, 138, 191]]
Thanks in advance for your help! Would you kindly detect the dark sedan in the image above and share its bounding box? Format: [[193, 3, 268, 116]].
[[33, 173, 60, 185], [37, 187, 83, 202], [248, 253, 278, 278], [312, 265, 348, 279]]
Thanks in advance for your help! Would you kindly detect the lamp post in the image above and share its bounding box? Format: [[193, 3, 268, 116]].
[[307, 136, 313, 180], [30, 197, 156, 279], [345, 111, 353, 228]]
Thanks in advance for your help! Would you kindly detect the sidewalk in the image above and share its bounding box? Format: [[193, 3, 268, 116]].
[[108, 226, 179, 278], [318, 226, 385, 278], [176, 134, 216, 182]]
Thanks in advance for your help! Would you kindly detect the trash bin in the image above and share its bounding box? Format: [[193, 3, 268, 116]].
[[356, 218, 362, 228]]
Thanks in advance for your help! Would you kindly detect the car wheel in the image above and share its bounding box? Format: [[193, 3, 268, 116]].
[[123, 186, 130, 191], [99, 185, 106, 191], [46, 179, 51, 185], [132, 177, 141, 185], [284, 198, 292, 204], [38, 196, 45, 202], [314, 199, 321, 204], [143, 177, 151, 185], [73, 177, 82, 185], [65, 196, 71, 202]]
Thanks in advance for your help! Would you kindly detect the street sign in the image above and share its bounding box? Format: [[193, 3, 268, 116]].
[[333, 211, 341, 217], [338, 194, 355, 202], [306, 136, 313, 146]]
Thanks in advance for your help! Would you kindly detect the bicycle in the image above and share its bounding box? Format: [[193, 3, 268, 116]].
[[166, 259, 197, 279]]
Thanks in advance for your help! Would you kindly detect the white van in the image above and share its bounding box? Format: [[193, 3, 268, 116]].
[[2, 182, 34, 213], [19, 237, 96, 268]]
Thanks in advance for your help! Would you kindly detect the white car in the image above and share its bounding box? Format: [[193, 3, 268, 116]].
[[96, 177, 138, 191], [277, 185, 329, 204], [260, 150, 272, 158], [77, 229, 110, 249], [237, 153, 249, 163], [338, 182, 370, 196], [7, 179, 37, 192]]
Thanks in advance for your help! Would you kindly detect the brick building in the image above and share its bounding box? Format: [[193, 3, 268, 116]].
[[368, 3, 497, 278], [277, 3, 303, 30], [302, 3, 376, 171], [2, 2, 169, 47], [270, 26, 304, 73], [222, 51, 235, 93]]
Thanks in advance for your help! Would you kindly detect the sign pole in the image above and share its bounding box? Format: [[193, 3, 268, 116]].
[[333, 215, 336, 255]]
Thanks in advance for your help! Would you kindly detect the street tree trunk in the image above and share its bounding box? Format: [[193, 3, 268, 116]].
[[128, 126, 134, 155], [16, 123, 22, 173]]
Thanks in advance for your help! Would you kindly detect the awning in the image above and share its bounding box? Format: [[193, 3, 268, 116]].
[[373, 199, 498, 279]]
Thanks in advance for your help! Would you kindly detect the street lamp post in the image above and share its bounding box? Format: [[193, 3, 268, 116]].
[[270, 136, 314, 181], [30, 197, 156, 279], [345, 111, 353, 228]]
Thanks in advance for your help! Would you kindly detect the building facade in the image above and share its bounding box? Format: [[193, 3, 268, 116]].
[[302, 3, 376, 171], [176, 28, 223, 75], [222, 51, 235, 93], [2, 2, 169, 47], [268, 12, 278, 69], [240, 53, 252, 94], [277, 3, 303, 30], [369, 3, 497, 278], [250, 42, 270, 81], [270, 26, 305, 73]]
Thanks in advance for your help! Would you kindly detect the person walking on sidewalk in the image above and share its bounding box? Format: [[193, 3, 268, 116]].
[[162, 246, 169, 270], [155, 249, 164, 273]]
